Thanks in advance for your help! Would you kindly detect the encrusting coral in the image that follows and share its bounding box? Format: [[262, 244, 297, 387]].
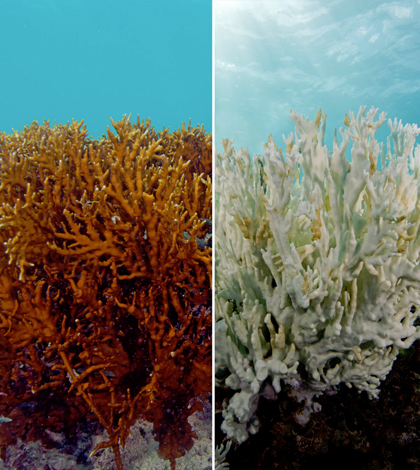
[[215, 107, 420, 444], [0, 116, 212, 470]]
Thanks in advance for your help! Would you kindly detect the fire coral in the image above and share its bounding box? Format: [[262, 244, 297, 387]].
[[216, 107, 420, 444], [0, 116, 212, 470]]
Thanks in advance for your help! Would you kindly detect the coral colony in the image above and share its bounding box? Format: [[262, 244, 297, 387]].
[[0, 117, 212, 470], [215, 107, 420, 443]]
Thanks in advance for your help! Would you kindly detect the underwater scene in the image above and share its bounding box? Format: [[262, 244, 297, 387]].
[[0, 1, 212, 470], [215, 1, 420, 469]]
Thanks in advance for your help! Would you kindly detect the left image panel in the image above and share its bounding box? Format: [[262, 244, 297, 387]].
[[0, 1, 212, 470]]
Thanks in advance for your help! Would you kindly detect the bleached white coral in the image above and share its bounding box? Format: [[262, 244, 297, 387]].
[[215, 107, 420, 442], [215, 441, 232, 469]]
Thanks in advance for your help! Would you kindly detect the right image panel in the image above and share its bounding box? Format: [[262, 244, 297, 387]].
[[214, 1, 420, 469]]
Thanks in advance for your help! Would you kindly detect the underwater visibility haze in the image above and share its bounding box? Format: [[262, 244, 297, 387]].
[[1, 0, 212, 137], [215, 0, 420, 155]]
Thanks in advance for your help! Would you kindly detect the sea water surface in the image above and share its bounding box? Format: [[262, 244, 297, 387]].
[[215, 0, 420, 156]]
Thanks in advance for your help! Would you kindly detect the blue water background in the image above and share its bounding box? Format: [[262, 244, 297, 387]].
[[215, 0, 420, 157], [1, 0, 211, 138]]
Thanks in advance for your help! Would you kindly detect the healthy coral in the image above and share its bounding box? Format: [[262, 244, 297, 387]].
[[0, 116, 212, 470], [215, 107, 420, 443]]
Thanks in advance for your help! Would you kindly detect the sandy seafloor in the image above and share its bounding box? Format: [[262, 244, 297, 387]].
[[0, 401, 212, 470]]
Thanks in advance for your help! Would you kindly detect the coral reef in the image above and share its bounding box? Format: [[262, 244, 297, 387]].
[[1, 399, 213, 470], [216, 340, 420, 469], [0, 116, 212, 470], [215, 107, 420, 443]]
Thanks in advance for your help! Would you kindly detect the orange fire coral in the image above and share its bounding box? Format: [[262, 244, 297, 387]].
[[0, 116, 212, 470]]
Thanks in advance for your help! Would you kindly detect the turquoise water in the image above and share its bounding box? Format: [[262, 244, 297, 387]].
[[1, 0, 212, 138], [215, 0, 420, 157]]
